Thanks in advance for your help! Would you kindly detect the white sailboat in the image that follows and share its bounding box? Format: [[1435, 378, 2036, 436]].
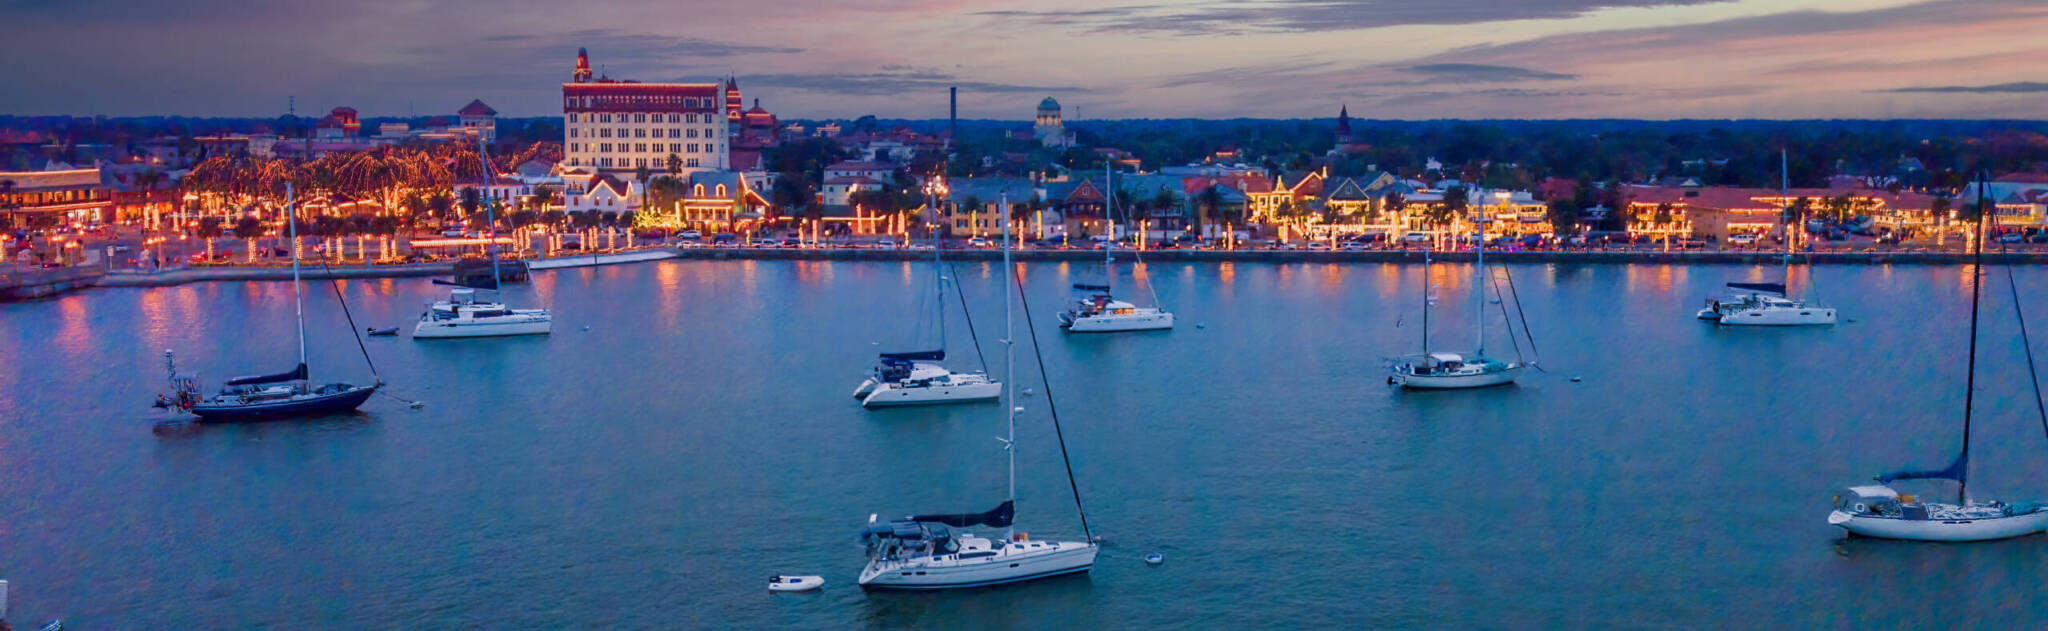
[[413, 141, 554, 339], [1830, 173, 2048, 541], [1703, 150, 1836, 326], [854, 181, 1001, 408], [1390, 217, 1530, 389], [859, 191, 1099, 589], [1060, 165, 1173, 333]]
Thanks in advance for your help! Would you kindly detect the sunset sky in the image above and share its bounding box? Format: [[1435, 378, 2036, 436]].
[[3, 0, 2044, 120]]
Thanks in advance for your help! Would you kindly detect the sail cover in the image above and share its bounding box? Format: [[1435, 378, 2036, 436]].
[[879, 350, 944, 362], [1072, 283, 1110, 292], [909, 500, 1015, 529], [223, 363, 307, 386], [1726, 282, 1786, 295], [1878, 453, 1967, 485]]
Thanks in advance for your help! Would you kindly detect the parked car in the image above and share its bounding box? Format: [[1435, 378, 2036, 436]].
[[1998, 233, 2027, 244], [781, 238, 800, 247], [1728, 233, 1760, 247], [877, 239, 897, 248], [1518, 234, 1544, 249], [1399, 232, 1431, 244], [711, 233, 737, 245], [679, 230, 703, 240], [968, 237, 993, 248]]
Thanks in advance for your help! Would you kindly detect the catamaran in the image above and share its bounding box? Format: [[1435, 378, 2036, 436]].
[[859, 191, 1099, 589], [1390, 219, 1532, 389], [1060, 165, 1173, 333], [414, 141, 553, 339], [156, 185, 379, 421], [1829, 173, 2048, 541], [1701, 150, 1837, 326], [853, 192, 1001, 408]]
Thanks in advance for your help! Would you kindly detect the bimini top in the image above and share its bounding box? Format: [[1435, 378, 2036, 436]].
[[1427, 352, 1465, 364], [879, 349, 944, 362], [1726, 282, 1786, 295], [1844, 485, 1901, 499], [223, 363, 308, 386]]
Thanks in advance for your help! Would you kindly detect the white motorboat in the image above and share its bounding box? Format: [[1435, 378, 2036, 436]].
[[1829, 173, 2048, 542], [768, 575, 825, 592], [413, 288, 553, 338], [853, 351, 1001, 407], [858, 190, 1098, 591], [1390, 218, 1535, 390], [1059, 291, 1175, 332], [1713, 292, 1836, 326], [854, 179, 999, 408], [1060, 164, 1173, 333]]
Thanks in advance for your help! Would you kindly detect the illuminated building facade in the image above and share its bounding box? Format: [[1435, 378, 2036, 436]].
[[562, 48, 730, 179]]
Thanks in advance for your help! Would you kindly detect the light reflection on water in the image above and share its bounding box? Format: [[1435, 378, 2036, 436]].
[[2, 260, 2046, 628]]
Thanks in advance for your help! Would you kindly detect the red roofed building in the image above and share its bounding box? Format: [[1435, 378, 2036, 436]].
[[457, 99, 498, 143], [314, 107, 361, 139], [562, 48, 731, 178]]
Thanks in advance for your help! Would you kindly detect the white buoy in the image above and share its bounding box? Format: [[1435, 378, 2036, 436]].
[[1570, 376, 1583, 383]]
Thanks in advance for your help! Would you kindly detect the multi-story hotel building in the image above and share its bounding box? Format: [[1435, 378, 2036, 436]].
[[562, 48, 731, 179]]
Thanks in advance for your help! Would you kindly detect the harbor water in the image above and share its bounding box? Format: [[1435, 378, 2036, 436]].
[[4, 259, 2048, 628]]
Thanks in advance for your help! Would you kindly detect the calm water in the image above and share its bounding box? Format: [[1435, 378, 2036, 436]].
[[5, 259, 2048, 628]]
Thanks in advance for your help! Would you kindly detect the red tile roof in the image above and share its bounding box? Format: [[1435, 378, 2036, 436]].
[[457, 99, 497, 117]]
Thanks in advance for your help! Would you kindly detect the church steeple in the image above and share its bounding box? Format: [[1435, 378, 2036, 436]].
[[574, 48, 593, 83], [1336, 104, 1353, 145]]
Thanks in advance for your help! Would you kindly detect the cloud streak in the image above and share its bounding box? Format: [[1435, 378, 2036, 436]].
[[1884, 82, 2048, 94], [1403, 64, 1578, 81], [977, 0, 1733, 35]]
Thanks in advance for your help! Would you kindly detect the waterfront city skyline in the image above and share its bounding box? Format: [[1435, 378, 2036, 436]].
[[3, 0, 2045, 120]]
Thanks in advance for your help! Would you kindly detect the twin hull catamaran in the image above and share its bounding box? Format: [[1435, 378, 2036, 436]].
[[1060, 165, 1173, 333], [414, 141, 553, 339], [853, 200, 1000, 408]]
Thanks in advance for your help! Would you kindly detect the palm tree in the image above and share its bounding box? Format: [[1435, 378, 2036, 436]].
[[1197, 186, 1224, 237], [634, 164, 653, 211]]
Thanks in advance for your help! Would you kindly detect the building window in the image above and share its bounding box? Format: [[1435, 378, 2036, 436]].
[[599, 113, 611, 123], [569, 128, 579, 138], [687, 129, 698, 139], [617, 128, 628, 138], [688, 143, 699, 153], [687, 158, 700, 167], [635, 114, 647, 123], [669, 143, 681, 153], [635, 143, 647, 152], [686, 113, 697, 124], [566, 113, 577, 123], [635, 129, 646, 138]]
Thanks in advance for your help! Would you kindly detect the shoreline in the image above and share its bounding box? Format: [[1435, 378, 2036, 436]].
[[12, 245, 2038, 300]]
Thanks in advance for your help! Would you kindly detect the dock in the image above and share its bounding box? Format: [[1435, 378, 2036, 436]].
[[0, 267, 106, 301]]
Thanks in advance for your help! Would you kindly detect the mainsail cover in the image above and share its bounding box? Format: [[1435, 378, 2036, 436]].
[[223, 363, 308, 386], [1727, 282, 1786, 295], [879, 350, 944, 361], [1072, 283, 1110, 292], [1878, 452, 1967, 484], [909, 500, 1015, 528]]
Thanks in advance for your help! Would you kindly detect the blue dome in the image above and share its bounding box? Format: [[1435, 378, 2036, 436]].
[[1038, 96, 1060, 111]]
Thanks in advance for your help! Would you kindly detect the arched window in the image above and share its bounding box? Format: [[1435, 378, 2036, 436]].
[[716, 184, 727, 197], [693, 184, 706, 197]]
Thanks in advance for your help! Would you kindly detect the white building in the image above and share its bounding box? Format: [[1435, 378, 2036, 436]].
[[561, 48, 731, 180]]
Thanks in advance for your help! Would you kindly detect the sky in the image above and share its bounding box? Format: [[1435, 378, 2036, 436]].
[[1, 0, 2044, 120]]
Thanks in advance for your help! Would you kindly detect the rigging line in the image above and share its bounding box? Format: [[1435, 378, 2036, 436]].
[[1489, 269, 1524, 364], [1959, 171, 1990, 503], [316, 258, 380, 381], [2003, 264, 2048, 445], [1500, 263, 1544, 370], [946, 260, 991, 375], [1013, 264, 1094, 541]]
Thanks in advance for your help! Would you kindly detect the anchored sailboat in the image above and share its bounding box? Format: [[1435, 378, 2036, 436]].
[[859, 191, 1098, 589], [853, 179, 1001, 408], [413, 140, 553, 339], [1390, 215, 1533, 389], [1829, 172, 2048, 541], [155, 185, 379, 421], [1701, 150, 1837, 326], [1060, 164, 1173, 332]]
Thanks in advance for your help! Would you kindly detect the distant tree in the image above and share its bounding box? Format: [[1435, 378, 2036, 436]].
[[1546, 198, 1581, 237], [1425, 186, 1465, 229], [666, 153, 683, 177]]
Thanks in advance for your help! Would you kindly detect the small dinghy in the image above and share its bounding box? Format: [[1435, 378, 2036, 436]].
[[768, 575, 824, 592], [1144, 553, 1164, 566], [366, 327, 399, 337]]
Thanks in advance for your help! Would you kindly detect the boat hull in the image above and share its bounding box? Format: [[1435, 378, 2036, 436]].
[[412, 317, 553, 338], [1394, 365, 1522, 389], [1061, 310, 1174, 333], [860, 543, 1096, 590], [189, 385, 377, 421], [1695, 308, 1722, 321], [862, 380, 1002, 407], [1831, 509, 2048, 542], [1718, 307, 1836, 326]]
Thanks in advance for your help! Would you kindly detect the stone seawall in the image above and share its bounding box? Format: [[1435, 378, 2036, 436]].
[[672, 247, 2044, 266]]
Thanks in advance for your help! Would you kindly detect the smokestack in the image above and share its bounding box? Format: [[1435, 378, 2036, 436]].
[[949, 87, 958, 141]]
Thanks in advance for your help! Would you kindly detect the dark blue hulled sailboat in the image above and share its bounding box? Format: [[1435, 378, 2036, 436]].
[[157, 185, 379, 421]]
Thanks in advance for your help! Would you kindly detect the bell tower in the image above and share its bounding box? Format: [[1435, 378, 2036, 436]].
[[574, 48, 593, 83]]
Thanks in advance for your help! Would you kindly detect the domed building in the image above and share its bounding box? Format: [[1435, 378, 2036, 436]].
[[1034, 96, 1071, 148]]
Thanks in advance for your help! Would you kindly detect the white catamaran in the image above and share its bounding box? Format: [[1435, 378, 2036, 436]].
[[414, 141, 553, 339], [1701, 150, 1837, 326], [853, 180, 1001, 408], [1829, 173, 2048, 541], [1060, 165, 1173, 333], [859, 191, 1099, 589]]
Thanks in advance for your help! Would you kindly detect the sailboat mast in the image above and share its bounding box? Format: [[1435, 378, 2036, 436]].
[[1960, 171, 1990, 504], [1104, 162, 1114, 296], [478, 140, 503, 291], [934, 185, 946, 346], [1474, 194, 1485, 356], [1781, 149, 1793, 278], [287, 183, 307, 377], [1001, 190, 1016, 541], [1422, 248, 1431, 358]]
